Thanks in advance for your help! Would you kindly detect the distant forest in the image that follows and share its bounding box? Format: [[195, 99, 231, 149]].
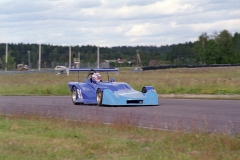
[[0, 29, 240, 69]]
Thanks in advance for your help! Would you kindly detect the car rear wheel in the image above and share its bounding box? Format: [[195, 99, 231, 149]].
[[96, 89, 103, 106], [72, 86, 79, 105]]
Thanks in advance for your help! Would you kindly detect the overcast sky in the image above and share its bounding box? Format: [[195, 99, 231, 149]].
[[0, 0, 239, 47]]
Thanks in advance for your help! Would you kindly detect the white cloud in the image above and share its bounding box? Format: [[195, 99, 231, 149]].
[[0, 0, 239, 46], [190, 19, 240, 33]]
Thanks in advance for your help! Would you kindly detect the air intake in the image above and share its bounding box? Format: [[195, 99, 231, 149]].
[[127, 100, 143, 104]]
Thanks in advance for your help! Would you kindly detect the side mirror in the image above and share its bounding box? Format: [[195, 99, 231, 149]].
[[142, 87, 147, 93], [110, 78, 114, 82]]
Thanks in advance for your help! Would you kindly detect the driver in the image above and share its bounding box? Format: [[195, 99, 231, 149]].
[[92, 72, 102, 83]]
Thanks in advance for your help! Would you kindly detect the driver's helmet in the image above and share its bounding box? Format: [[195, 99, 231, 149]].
[[92, 72, 101, 83]]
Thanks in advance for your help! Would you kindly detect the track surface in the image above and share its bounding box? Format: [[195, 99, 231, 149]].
[[0, 96, 239, 135]]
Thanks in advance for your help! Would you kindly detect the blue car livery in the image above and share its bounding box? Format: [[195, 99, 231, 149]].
[[68, 68, 159, 106]]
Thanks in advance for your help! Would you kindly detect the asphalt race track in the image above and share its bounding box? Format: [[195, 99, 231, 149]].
[[0, 96, 239, 135]]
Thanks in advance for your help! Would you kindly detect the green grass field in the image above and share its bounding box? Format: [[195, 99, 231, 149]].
[[0, 115, 239, 160], [0, 67, 240, 159], [1, 66, 240, 96]]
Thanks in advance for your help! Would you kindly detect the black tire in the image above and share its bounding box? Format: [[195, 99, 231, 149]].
[[96, 89, 103, 106], [72, 86, 80, 105]]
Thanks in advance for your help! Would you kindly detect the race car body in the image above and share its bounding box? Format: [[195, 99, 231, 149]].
[[68, 68, 159, 106]]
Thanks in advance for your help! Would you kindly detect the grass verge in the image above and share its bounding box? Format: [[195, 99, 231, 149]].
[[0, 66, 240, 96], [0, 114, 239, 160]]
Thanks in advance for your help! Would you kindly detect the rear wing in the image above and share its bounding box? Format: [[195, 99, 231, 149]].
[[69, 68, 118, 72]]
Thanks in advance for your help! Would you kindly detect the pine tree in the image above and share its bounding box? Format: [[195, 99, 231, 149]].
[[193, 32, 208, 64], [204, 40, 220, 64], [216, 30, 234, 64], [2, 52, 15, 70]]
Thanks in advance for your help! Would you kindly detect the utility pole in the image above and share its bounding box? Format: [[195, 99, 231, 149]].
[[78, 52, 80, 68], [5, 43, 8, 71], [38, 44, 41, 70], [69, 46, 71, 69], [27, 51, 31, 70], [136, 50, 142, 67], [97, 46, 99, 68]]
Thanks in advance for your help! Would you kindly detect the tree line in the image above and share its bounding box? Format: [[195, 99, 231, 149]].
[[0, 29, 239, 69], [167, 30, 240, 65]]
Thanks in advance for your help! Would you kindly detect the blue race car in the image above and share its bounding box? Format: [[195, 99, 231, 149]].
[[68, 68, 159, 106]]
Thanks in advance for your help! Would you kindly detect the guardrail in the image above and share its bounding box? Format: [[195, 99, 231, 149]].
[[0, 69, 56, 74], [142, 64, 240, 70]]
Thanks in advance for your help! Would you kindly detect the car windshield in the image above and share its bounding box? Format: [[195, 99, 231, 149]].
[[89, 71, 110, 83]]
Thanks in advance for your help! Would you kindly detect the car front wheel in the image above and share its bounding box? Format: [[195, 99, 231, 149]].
[[72, 86, 79, 105]]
